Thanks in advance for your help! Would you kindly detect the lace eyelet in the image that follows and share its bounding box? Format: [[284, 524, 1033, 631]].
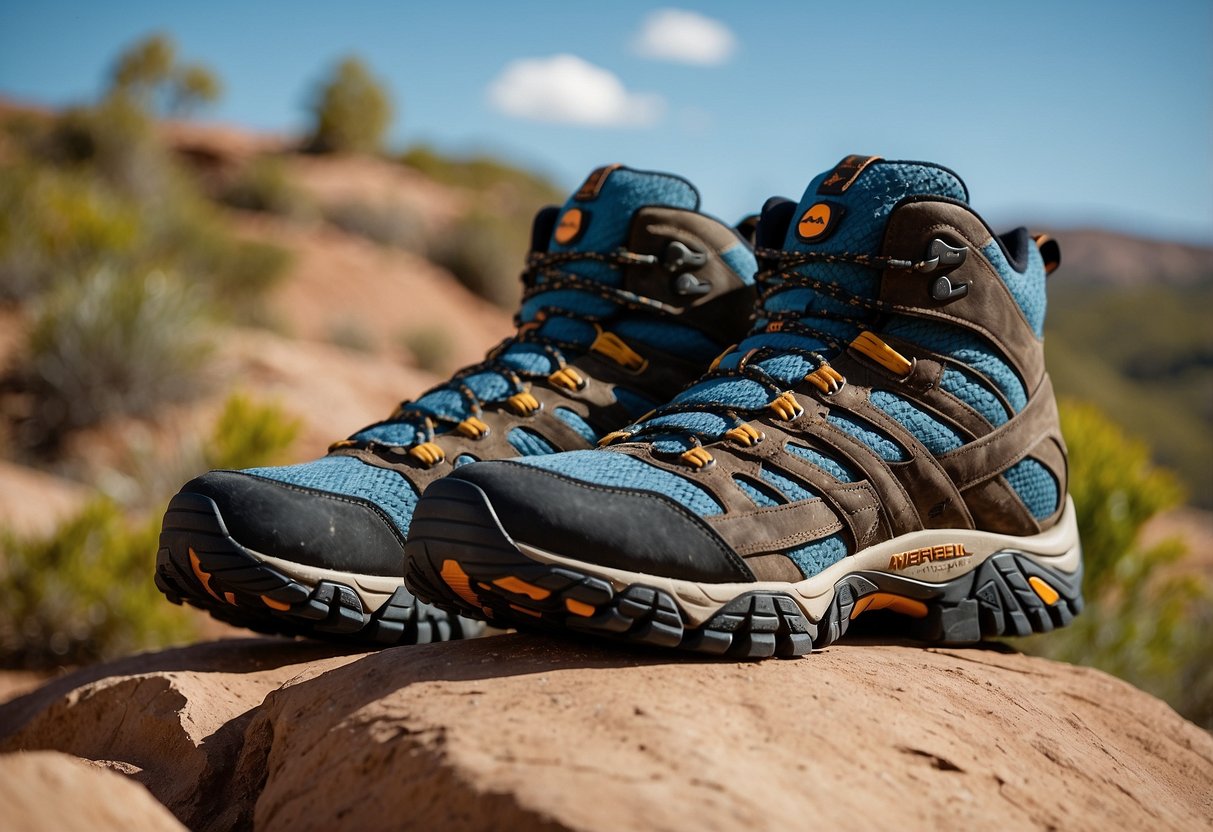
[[455, 417, 491, 440], [506, 391, 542, 417], [724, 423, 765, 447], [680, 447, 715, 471], [408, 442, 445, 467]]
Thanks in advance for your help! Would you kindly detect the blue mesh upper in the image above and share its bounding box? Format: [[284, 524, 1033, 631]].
[[982, 240, 1047, 338], [941, 367, 1010, 427], [759, 465, 817, 502], [785, 532, 848, 577], [869, 391, 964, 455], [511, 450, 724, 516], [507, 427, 556, 456], [827, 412, 908, 462], [245, 456, 419, 536], [883, 316, 1027, 412], [554, 407, 599, 444], [1005, 457, 1059, 520], [733, 475, 783, 508], [785, 443, 857, 482]]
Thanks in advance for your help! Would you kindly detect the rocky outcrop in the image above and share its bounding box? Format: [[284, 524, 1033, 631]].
[[2, 634, 1211, 831], [0, 750, 186, 831]]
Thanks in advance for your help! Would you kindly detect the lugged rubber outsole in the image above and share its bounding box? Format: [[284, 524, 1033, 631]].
[[156, 491, 482, 646], [404, 478, 1083, 659]]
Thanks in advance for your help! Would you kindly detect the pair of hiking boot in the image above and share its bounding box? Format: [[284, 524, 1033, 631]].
[[156, 156, 1082, 658]]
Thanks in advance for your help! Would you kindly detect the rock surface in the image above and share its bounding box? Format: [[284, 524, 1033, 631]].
[[1, 634, 1211, 832], [0, 750, 186, 831]]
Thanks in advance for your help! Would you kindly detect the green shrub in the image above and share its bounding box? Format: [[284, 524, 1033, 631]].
[[168, 214, 292, 314], [1, 102, 291, 447], [0, 166, 141, 301], [306, 57, 392, 155], [399, 325, 454, 374], [19, 267, 210, 443], [219, 156, 315, 220], [204, 391, 301, 471], [400, 146, 562, 309], [322, 198, 425, 251], [0, 500, 196, 669], [1046, 282, 1213, 508], [428, 211, 523, 309], [1022, 401, 1211, 728], [0, 392, 298, 669], [399, 145, 562, 203], [327, 318, 376, 353]]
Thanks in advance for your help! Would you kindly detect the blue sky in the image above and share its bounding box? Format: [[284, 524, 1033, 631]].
[[2, 0, 1210, 242]]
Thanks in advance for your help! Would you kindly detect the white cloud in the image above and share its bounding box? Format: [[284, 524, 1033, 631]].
[[486, 54, 665, 128], [632, 8, 737, 66]]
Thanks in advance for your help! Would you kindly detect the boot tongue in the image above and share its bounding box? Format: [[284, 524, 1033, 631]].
[[641, 156, 969, 448]]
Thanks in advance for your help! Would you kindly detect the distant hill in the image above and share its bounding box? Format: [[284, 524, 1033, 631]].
[[1039, 227, 1213, 287], [1038, 230, 1213, 508]]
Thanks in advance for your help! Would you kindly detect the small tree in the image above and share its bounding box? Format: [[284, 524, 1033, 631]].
[[109, 33, 222, 117], [307, 57, 393, 155]]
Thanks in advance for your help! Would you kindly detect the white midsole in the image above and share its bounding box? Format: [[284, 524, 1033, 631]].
[[516, 496, 1082, 627], [254, 552, 403, 612]]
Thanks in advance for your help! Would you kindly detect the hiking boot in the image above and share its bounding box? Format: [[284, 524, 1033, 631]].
[[404, 155, 1082, 658], [155, 165, 759, 645]]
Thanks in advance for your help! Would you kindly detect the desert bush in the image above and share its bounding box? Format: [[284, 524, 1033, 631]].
[[428, 211, 523, 309], [327, 318, 376, 353], [35, 97, 169, 200], [0, 392, 300, 669], [219, 156, 315, 220], [1, 97, 290, 450], [322, 198, 425, 252], [19, 267, 210, 443], [399, 325, 454, 374], [159, 204, 291, 313], [1022, 400, 1211, 728], [401, 146, 562, 309], [0, 166, 141, 301], [399, 145, 562, 202], [2, 114, 289, 313], [0, 500, 195, 668], [204, 391, 301, 472], [306, 57, 392, 155]]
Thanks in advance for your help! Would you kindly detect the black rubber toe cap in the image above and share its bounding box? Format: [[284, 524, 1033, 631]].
[[444, 461, 754, 583], [182, 470, 406, 576]]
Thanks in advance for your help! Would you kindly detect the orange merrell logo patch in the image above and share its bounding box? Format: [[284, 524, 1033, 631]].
[[796, 202, 833, 241], [554, 208, 584, 245], [888, 543, 971, 571]]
